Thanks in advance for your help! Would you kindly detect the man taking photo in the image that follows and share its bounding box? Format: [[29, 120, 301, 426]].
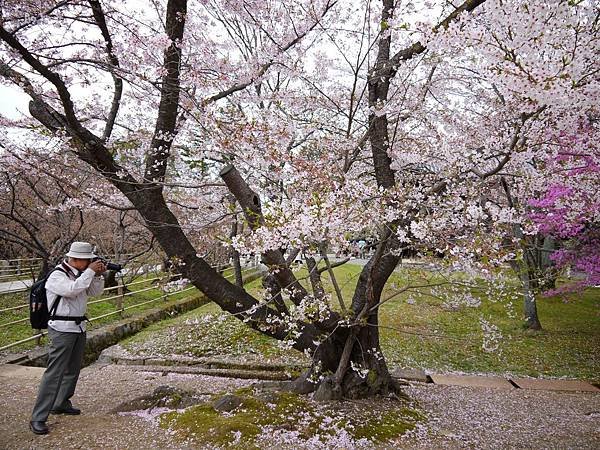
[[29, 242, 106, 435]]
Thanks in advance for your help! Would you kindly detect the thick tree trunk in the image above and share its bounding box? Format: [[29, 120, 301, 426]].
[[291, 238, 401, 400], [291, 309, 396, 399], [502, 179, 543, 331], [539, 235, 557, 291], [39, 258, 50, 278], [523, 287, 542, 330]]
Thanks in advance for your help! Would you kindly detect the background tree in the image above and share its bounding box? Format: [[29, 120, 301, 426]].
[[0, 142, 156, 278], [528, 121, 600, 295]]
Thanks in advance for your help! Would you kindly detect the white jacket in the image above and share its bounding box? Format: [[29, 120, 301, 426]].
[[46, 262, 105, 333]]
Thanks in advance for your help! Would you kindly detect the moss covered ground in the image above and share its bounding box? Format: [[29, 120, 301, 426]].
[[158, 387, 423, 448]]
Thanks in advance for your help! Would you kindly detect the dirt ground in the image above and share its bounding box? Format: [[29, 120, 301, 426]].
[[0, 363, 598, 449]]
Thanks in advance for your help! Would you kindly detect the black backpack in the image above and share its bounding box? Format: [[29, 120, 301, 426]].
[[29, 267, 66, 329]]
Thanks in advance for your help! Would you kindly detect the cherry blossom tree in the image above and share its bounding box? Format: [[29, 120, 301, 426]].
[[1, 0, 597, 398], [0, 153, 85, 274], [418, 0, 600, 327]]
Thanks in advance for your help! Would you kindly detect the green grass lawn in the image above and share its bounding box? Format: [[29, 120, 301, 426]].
[[378, 276, 599, 380], [123, 263, 600, 381], [0, 275, 201, 354], [299, 263, 600, 380]]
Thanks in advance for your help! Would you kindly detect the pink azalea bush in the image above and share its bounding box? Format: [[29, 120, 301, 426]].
[[528, 125, 600, 293]]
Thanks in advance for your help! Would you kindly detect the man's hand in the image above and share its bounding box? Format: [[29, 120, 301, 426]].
[[88, 260, 106, 274]]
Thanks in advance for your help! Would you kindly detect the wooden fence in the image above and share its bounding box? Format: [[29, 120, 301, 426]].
[[0, 264, 257, 352]]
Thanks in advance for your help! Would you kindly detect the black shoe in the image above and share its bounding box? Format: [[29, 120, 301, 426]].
[[29, 421, 49, 435], [50, 406, 81, 415]]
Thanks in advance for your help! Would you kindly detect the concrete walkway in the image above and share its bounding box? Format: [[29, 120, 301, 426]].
[[0, 279, 32, 294], [425, 371, 599, 392]]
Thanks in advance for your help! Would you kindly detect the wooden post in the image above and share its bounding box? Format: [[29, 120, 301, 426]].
[[117, 280, 125, 317]]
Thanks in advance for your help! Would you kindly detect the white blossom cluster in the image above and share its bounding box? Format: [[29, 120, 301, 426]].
[[479, 317, 503, 353], [161, 278, 191, 293]]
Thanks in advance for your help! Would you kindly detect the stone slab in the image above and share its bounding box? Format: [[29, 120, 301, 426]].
[[391, 368, 430, 383], [126, 364, 291, 381], [0, 363, 45, 379], [116, 357, 145, 366], [430, 374, 514, 389], [511, 378, 600, 392]]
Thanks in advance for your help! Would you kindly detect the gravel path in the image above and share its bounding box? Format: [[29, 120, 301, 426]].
[[398, 384, 600, 449], [0, 363, 598, 449], [0, 364, 254, 449]]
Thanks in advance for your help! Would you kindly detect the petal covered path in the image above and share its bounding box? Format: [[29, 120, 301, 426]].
[[0, 363, 598, 449]]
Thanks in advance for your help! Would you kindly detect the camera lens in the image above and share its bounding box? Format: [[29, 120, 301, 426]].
[[106, 262, 123, 272]]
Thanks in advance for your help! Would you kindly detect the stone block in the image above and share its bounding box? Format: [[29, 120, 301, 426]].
[[391, 368, 429, 383], [0, 363, 45, 379], [117, 357, 145, 365], [213, 394, 244, 412], [430, 373, 514, 389], [144, 358, 171, 366], [511, 378, 600, 392]]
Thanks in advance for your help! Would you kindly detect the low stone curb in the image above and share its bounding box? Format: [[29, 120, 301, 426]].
[[430, 373, 515, 390], [0, 363, 45, 380], [392, 368, 430, 383], [112, 363, 294, 381], [511, 377, 600, 392], [393, 368, 599, 393], [95, 357, 600, 393], [98, 347, 307, 374]]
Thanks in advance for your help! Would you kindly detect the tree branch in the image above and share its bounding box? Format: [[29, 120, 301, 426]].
[[376, 0, 487, 80], [0, 25, 81, 130], [205, 1, 337, 103], [219, 163, 311, 307], [143, 0, 187, 185], [88, 0, 123, 142], [319, 244, 346, 313]]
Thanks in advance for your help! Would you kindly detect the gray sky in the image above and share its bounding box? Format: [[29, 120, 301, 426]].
[[0, 84, 30, 119]]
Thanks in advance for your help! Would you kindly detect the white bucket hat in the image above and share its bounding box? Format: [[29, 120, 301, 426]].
[[65, 242, 97, 259]]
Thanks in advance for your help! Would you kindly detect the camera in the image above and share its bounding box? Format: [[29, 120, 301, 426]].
[[92, 257, 123, 272]]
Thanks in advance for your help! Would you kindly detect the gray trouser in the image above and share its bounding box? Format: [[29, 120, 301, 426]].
[[31, 327, 86, 422]]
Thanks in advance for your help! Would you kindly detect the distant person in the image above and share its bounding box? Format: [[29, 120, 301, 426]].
[[29, 242, 106, 435], [358, 239, 367, 258]]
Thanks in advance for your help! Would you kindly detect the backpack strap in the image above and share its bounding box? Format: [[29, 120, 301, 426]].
[[60, 262, 81, 279], [50, 315, 88, 325], [47, 267, 68, 320]]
